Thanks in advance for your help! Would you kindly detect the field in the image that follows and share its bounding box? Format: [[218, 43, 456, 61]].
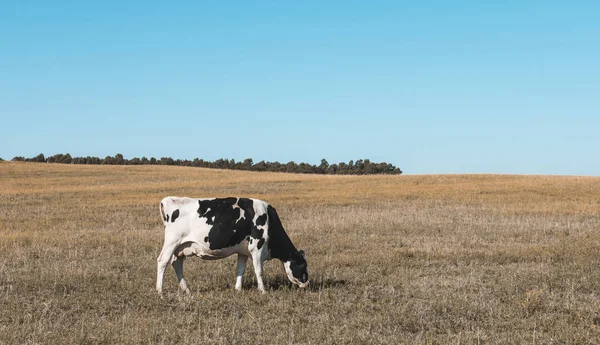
[[1, 162, 600, 344]]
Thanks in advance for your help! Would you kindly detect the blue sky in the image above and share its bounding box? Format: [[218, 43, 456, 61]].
[[1, 1, 598, 175]]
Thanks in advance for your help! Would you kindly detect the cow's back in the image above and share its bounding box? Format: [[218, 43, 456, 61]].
[[160, 196, 269, 253], [160, 196, 198, 225]]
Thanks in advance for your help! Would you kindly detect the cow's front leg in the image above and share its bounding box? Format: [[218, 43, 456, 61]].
[[251, 253, 266, 293], [172, 256, 189, 294], [235, 254, 248, 291]]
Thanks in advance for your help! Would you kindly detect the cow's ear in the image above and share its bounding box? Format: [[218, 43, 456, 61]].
[[299, 250, 305, 258]]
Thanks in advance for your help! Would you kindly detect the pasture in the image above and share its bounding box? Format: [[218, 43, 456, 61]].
[[1, 162, 600, 344]]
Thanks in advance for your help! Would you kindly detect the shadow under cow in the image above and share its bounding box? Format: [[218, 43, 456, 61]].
[[244, 275, 347, 292]]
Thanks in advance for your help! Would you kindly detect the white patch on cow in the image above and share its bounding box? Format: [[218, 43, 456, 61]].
[[237, 211, 245, 223], [251, 199, 269, 233], [169, 197, 186, 206], [232, 198, 246, 223]]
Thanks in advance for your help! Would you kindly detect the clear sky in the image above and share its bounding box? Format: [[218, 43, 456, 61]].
[[1, 1, 599, 175]]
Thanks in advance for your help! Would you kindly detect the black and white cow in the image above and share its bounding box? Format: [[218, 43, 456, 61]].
[[156, 196, 309, 293]]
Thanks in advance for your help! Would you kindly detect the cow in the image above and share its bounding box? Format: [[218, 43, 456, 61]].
[[156, 196, 309, 294]]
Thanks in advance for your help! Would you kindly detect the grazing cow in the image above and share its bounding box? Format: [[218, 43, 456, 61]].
[[156, 196, 309, 293]]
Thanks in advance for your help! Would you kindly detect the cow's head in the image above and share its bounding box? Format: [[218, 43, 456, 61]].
[[284, 250, 309, 288]]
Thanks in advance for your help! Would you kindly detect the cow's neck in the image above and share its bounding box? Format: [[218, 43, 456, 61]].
[[266, 205, 298, 262], [268, 228, 298, 262]]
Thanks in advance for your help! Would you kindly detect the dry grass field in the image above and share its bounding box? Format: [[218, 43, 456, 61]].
[[1, 162, 600, 344]]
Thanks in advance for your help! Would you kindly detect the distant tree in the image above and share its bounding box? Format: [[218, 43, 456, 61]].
[[26, 153, 45, 163], [46, 153, 67, 163], [213, 158, 226, 169], [112, 153, 124, 165], [61, 153, 72, 164], [12, 156, 25, 161], [11, 152, 402, 175], [297, 162, 312, 174], [285, 161, 298, 173], [364, 159, 374, 174], [253, 160, 268, 172], [159, 157, 174, 165], [267, 161, 283, 172], [318, 158, 329, 173], [102, 156, 113, 165], [355, 159, 364, 174], [348, 160, 354, 173], [327, 163, 338, 174], [241, 158, 253, 170]]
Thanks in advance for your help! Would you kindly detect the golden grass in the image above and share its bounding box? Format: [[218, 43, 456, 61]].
[[1, 162, 600, 344]]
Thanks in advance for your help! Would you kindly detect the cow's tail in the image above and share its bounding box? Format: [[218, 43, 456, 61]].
[[159, 197, 172, 226]]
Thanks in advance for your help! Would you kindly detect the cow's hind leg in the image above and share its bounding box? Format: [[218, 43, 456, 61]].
[[172, 256, 190, 294], [156, 236, 181, 294], [235, 254, 248, 291]]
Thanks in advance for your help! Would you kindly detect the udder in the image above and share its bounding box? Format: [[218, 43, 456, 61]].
[[175, 241, 202, 257], [175, 241, 243, 260]]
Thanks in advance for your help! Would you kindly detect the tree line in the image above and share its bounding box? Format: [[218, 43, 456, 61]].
[[8, 153, 402, 175]]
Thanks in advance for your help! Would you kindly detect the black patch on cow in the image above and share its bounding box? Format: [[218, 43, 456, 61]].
[[166, 214, 169, 223], [197, 198, 256, 250], [257, 238, 265, 250], [204, 236, 209, 243], [171, 209, 180, 223], [251, 227, 263, 240], [265, 205, 308, 282], [255, 213, 267, 226], [249, 238, 253, 244], [250, 214, 265, 240], [266, 205, 296, 261], [237, 198, 255, 222], [289, 250, 309, 283]]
